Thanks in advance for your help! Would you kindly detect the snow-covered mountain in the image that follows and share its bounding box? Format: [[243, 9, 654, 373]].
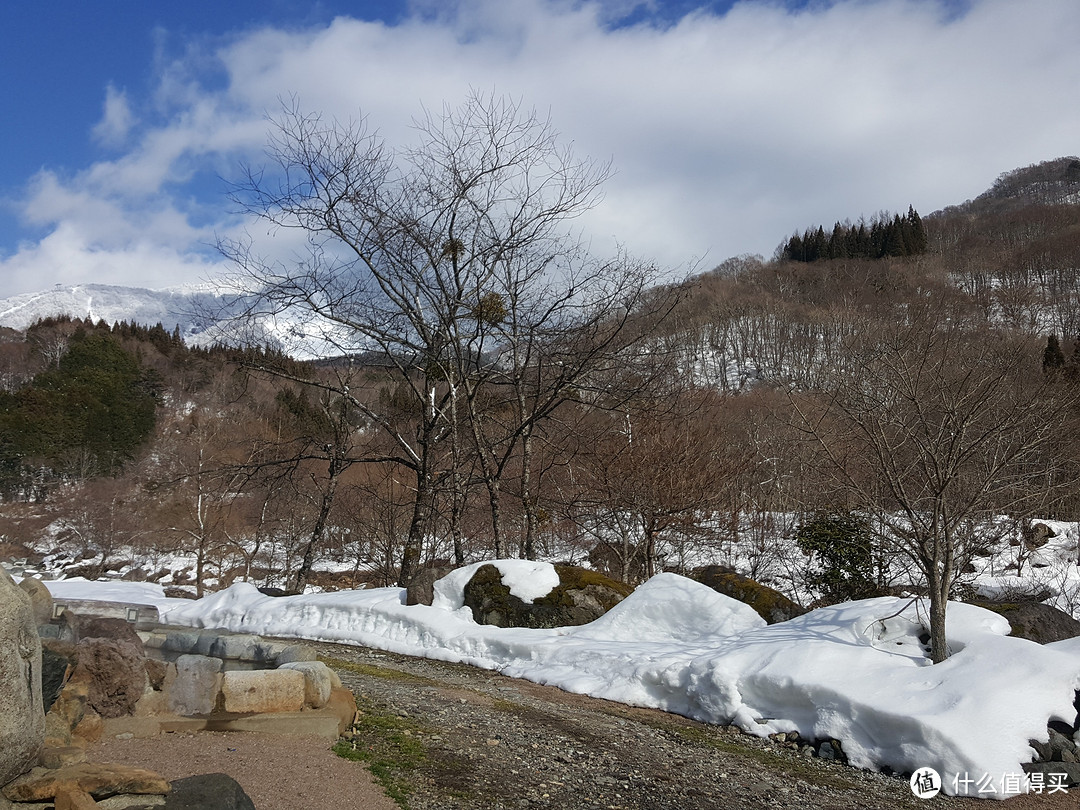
[[0, 283, 237, 344], [0, 282, 366, 360]]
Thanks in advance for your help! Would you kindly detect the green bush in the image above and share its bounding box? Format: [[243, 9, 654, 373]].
[[795, 511, 881, 603]]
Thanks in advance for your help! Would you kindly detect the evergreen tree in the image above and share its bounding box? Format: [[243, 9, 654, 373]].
[[1043, 334, 1066, 374]]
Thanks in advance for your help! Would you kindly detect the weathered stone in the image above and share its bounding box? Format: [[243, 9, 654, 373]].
[[692, 566, 808, 624], [144, 659, 167, 692], [72, 638, 147, 718], [973, 601, 1080, 644], [18, 575, 54, 626], [1049, 727, 1080, 762], [462, 564, 633, 628], [0, 566, 45, 786], [2, 763, 170, 801], [133, 689, 170, 717], [163, 773, 254, 810], [327, 686, 359, 736], [406, 566, 454, 606], [77, 617, 144, 651], [206, 634, 261, 662], [166, 655, 222, 717], [274, 644, 316, 664], [48, 679, 90, 742], [278, 661, 334, 708], [39, 745, 88, 769], [73, 706, 103, 744], [56, 786, 98, 810], [161, 631, 201, 655], [220, 669, 305, 714], [42, 642, 77, 714]]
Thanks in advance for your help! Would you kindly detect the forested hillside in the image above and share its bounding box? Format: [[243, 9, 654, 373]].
[[3, 156, 1080, 628]]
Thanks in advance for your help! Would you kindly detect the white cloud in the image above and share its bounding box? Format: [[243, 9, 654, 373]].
[[4, 0, 1080, 297], [91, 84, 136, 147]]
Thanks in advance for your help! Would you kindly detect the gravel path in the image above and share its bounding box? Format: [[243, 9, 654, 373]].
[[92, 638, 1078, 809], [311, 640, 1076, 810]]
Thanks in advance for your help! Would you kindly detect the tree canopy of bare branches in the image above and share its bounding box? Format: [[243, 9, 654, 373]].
[[793, 299, 1080, 662], [219, 92, 675, 584]]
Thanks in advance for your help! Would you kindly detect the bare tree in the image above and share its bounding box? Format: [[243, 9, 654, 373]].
[[793, 300, 1078, 662], [220, 92, 673, 583]]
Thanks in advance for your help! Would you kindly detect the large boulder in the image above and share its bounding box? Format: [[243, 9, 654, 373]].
[[972, 601, 1080, 644], [18, 576, 54, 626], [165, 773, 255, 810], [0, 567, 45, 786], [462, 564, 632, 628], [71, 638, 146, 719], [406, 566, 454, 606], [692, 566, 807, 624]]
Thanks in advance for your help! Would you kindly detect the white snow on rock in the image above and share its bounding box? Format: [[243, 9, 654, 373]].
[[430, 559, 562, 611]]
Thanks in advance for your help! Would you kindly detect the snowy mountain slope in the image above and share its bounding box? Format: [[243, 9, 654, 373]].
[[0, 282, 362, 359], [0, 283, 231, 342]]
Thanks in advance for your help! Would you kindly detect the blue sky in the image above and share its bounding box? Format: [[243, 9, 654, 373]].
[[0, 0, 1075, 297]]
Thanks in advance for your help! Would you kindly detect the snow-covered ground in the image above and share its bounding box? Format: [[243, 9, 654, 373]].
[[37, 560, 1080, 799]]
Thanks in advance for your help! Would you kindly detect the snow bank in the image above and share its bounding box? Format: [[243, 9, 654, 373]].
[[48, 572, 1080, 797]]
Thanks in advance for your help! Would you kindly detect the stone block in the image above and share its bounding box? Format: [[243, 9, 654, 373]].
[[207, 634, 262, 662], [161, 631, 201, 656], [275, 644, 316, 664], [167, 655, 222, 717], [220, 669, 304, 714], [3, 763, 169, 802], [278, 661, 334, 708]]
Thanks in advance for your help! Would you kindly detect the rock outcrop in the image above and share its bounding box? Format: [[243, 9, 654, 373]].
[[462, 564, 632, 628], [692, 566, 807, 624]]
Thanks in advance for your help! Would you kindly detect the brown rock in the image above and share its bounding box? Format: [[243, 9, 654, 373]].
[[73, 707, 104, 743], [2, 763, 170, 802], [55, 786, 98, 810], [39, 745, 89, 769], [144, 659, 167, 692], [50, 680, 91, 733], [76, 618, 143, 652], [327, 686, 359, 736], [73, 638, 147, 719]]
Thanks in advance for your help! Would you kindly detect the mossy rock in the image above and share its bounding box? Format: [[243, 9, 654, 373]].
[[462, 564, 633, 628], [971, 601, 1080, 644], [692, 566, 806, 624]]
